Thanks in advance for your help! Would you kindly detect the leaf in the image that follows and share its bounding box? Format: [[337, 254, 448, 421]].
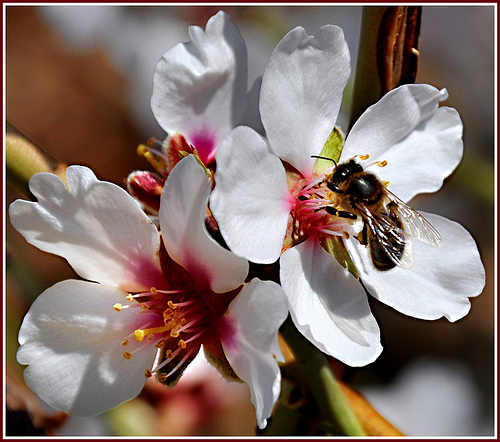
[[321, 235, 358, 279], [313, 126, 344, 176]]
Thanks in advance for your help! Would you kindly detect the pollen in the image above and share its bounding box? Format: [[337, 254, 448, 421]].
[[113, 303, 122, 312], [158, 373, 167, 382], [123, 351, 132, 360], [167, 300, 177, 309]]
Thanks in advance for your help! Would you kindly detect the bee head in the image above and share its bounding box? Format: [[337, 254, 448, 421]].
[[330, 159, 363, 184]]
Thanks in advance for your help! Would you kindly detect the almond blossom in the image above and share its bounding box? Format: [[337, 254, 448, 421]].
[[210, 24, 485, 366], [9, 155, 288, 429], [129, 10, 260, 214]]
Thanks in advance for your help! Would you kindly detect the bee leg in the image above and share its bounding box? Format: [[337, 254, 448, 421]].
[[326, 182, 344, 194], [325, 206, 358, 220]]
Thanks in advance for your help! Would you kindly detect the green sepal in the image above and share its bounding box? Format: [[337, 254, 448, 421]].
[[313, 126, 345, 176], [321, 235, 358, 279], [203, 340, 242, 383]]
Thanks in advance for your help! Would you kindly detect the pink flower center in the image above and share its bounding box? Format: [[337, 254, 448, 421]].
[[289, 175, 353, 241], [114, 246, 238, 384]]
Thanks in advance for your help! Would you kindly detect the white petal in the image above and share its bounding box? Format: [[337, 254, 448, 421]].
[[280, 237, 383, 366], [8, 166, 164, 291], [347, 213, 485, 321], [150, 10, 247, 165], [343, 85, 463, 202], [17, 280, 158, 416], [210, 126, 292, 264], [260, 25, 350, 177], [160, 155, 248, 293], [220, 279, 288, 429]]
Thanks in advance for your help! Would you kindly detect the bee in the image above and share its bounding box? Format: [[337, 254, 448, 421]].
[[320, 158, 443, 270]]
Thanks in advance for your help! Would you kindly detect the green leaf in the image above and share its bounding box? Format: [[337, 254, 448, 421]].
[[321, 235, 358, 279], [313, 126, 344, 176]]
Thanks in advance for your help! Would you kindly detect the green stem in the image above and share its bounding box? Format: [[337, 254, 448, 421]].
[[279, 319, 366, 436]]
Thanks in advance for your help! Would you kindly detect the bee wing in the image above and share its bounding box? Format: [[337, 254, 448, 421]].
[[386, 190, 443, 248], [358, 205, 414, 269]]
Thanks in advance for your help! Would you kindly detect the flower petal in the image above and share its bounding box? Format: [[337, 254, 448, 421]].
[[210, 126, 292, 264], [343, 85, 463, 202], [280, 237, 383, 366], [8, 166, 164, 291], [17, 280, 158, 416], [219, 279, 288, 429], [160, 155, 248, 293], [260, 25, 350, 177], [150, 10, 248, 165], [346, 213, 485, 321]]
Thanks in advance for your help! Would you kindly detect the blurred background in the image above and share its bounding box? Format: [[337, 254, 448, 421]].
[[5, 5, 495, 436]]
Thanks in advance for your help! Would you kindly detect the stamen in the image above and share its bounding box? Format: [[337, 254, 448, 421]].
[[121, 338, 129, 346], [123, 351, 132, 360], [182, 329, 206, 345], [162, 347, 196, 379], [113, 303, 122, 312], [145, 369, 153, 378], [167, 300, 177, 310], [152, 347, 183, 373]]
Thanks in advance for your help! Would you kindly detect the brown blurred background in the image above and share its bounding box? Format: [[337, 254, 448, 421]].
[[5, 5, 495, 436]]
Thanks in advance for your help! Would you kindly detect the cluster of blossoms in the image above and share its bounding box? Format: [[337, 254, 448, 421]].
[[10, 11, 485, 430]]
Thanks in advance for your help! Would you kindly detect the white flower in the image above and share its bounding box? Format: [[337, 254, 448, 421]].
[[150, 10, 259, 168], [210, 25, 485, 366], [9, 156, 288, 429]]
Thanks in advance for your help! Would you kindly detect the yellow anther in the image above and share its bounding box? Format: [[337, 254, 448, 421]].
[[121, 338, 129, 346], [145, 369, 152, 378], [377, 160, 388, 167], [150, 287, 158, 294], [358, 154, 370, 160], [126, 294, 133, 301], [147, 137, 156, 147], [113, 303, 122, 312], [383, 180, 390, 187], [137, 144, 149, 156], [165, 349, 173, 358], [147, 335, 154, 341], [141, 304, 150, 310], [178, 340, 187, 349], [167, 300, 177, 309], [158, 373, 167, 382], [123, 351, 132, 360], [170, 330, 180, 338]]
